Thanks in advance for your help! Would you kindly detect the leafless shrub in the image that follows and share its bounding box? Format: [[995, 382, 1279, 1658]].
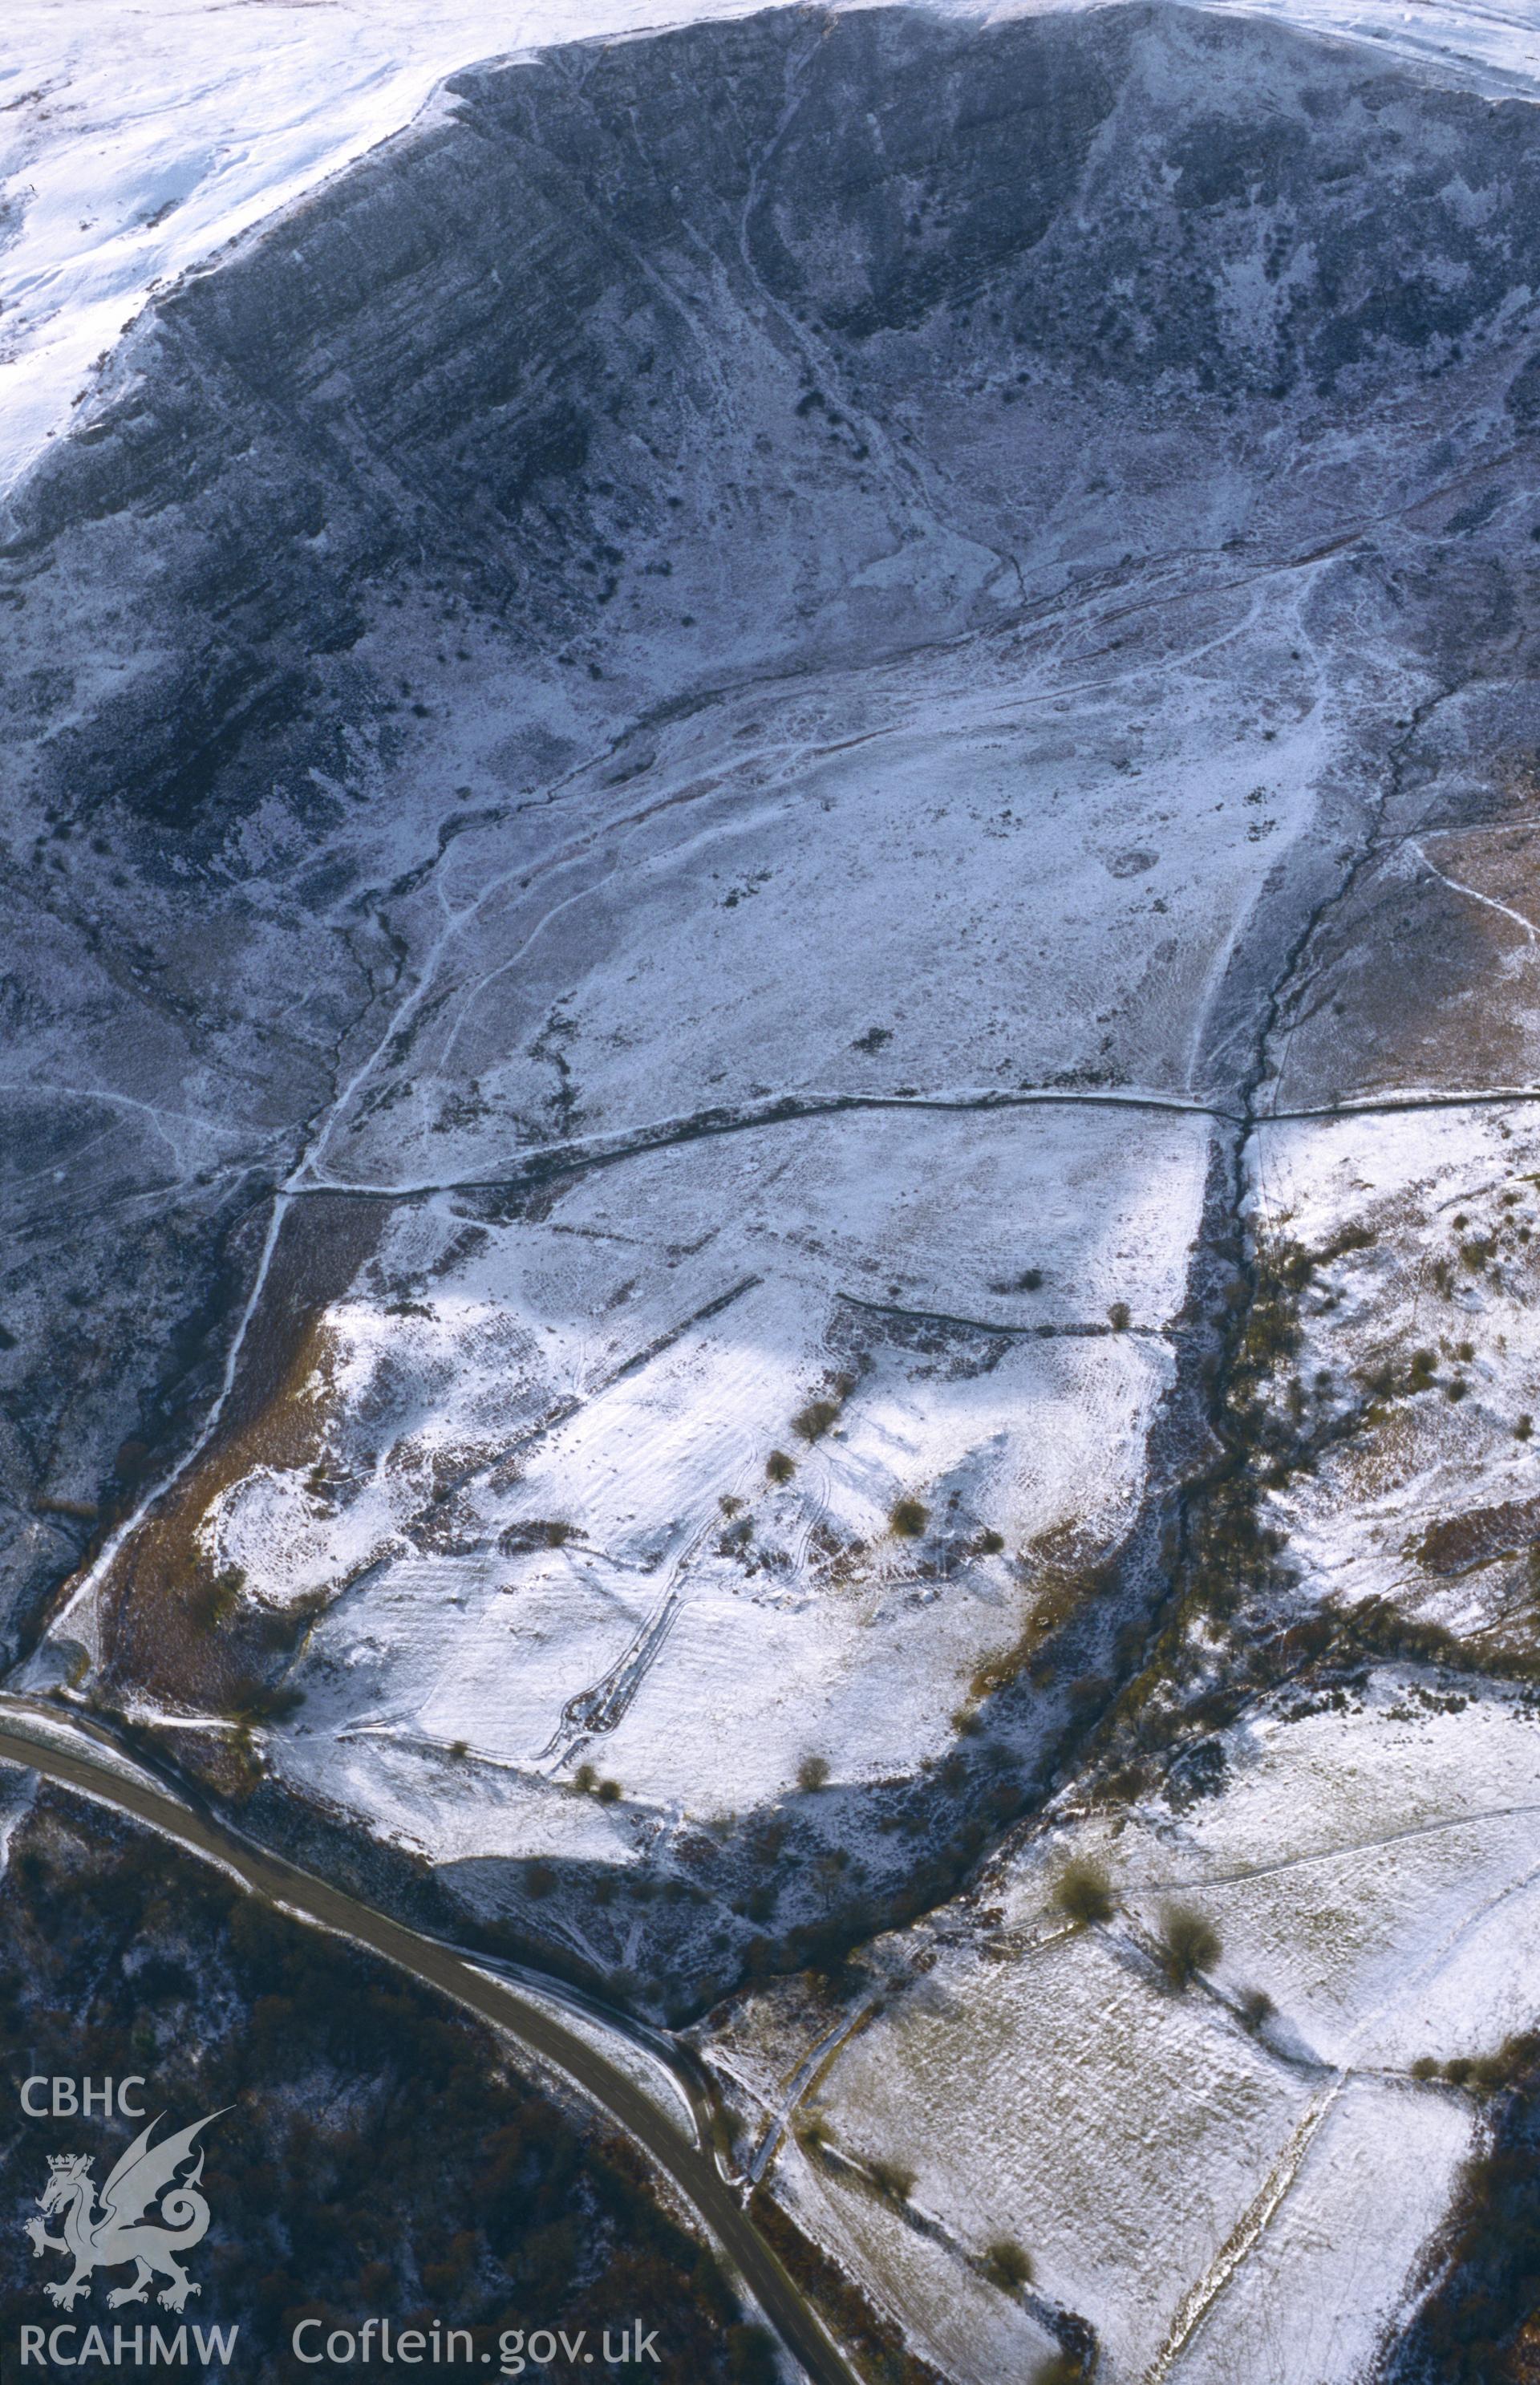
[[1051, 1858, 1113, 1929], [1158, 1903, 1221, 1987], [983, 2239, 1033, 2293]]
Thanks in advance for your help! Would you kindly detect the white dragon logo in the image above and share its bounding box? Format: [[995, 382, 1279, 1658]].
[[25, 2109, 225, 2313]]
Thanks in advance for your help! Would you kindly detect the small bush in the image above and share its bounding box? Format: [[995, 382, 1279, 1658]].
[[1052, 1857, 1114, 1929], [596, 1779, 622, 1805], [448, 1738, 469, 1759], [1410, 2055, 1440, 2082], [983, 2238, 1033, 2292], [796, 1753, 831, 1792], [794, 2109, 833, 2152], [792, 1397, 841, 1442], [976, 1528, 1006, 1556], [571, 1761, 598, 1794], [1108, 1300, 1132, 1331], [1238, 1987, 1275, 2033], [766, 1449, 796, 1483], [1442, 2055, 1473, 2087], [890, 1497, 930, 1538], [1517, 1414, 1534, 1442], [1158, 1903, 1221, 1987], [869, 2156, 916, 2203]]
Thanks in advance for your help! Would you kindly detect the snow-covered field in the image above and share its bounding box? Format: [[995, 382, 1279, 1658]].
[[1249, 1102, 1540, 1637], [703, 1681, 1540, 2379], [221, 1101, 1205, 1840]]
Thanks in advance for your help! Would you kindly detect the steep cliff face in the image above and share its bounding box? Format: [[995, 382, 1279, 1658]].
[[6, 2, 1540, 836]]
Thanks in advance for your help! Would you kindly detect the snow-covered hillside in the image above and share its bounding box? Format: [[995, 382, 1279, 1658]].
[[0, 0, 792, 492], [7, 0, 1540, 492], [7, 0, 1540, 2375]]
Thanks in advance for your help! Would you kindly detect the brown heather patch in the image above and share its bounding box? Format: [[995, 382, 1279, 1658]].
[[969, 1560, 1114, 1702], [98, 1312, 335, 1714], [96, 1198, 379, 1718], [1416, 1496, 1540, 1578], [1023, 1516, 1107, 1572]]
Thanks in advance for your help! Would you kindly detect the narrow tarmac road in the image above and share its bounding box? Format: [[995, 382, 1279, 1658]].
[[0, 1708, 857, 2385]]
